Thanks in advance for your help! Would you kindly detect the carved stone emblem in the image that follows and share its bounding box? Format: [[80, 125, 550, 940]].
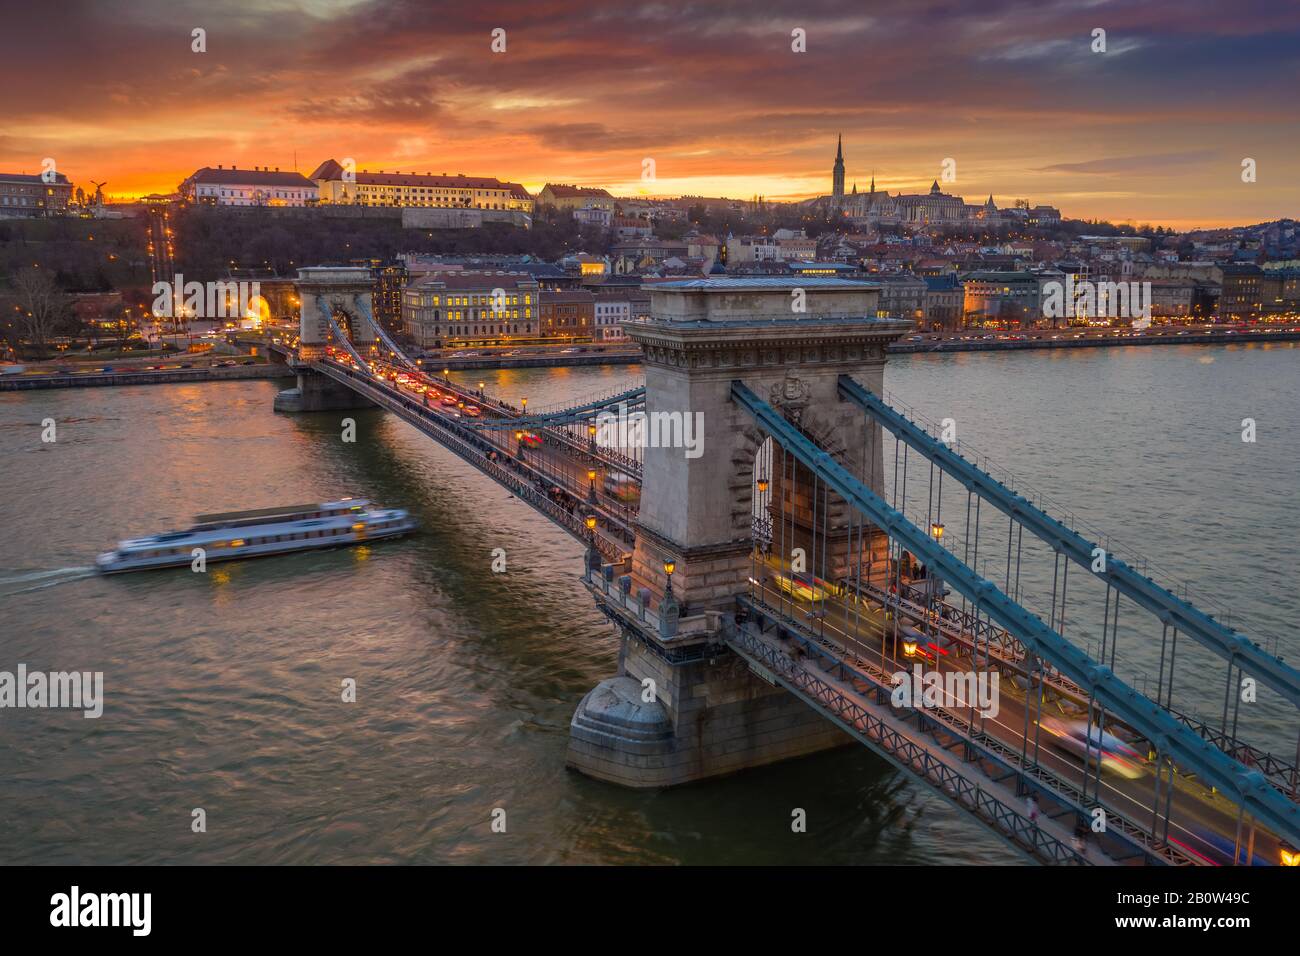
[[770, 372, 812, 426]]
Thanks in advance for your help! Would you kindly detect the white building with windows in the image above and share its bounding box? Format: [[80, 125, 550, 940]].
[[593, 297, 630, 341], [178, 166, 318, 206], [310, 159, 533, 214]]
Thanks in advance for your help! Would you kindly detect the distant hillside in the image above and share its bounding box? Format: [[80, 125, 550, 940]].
[[0, 217, 149, 293], [171, 206, 607, 283]]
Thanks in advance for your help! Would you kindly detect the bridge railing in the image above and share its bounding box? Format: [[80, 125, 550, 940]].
[[848, 577, 1300, 799], [315, 359, 632, 563], [840, 375, 1300, 719], [734, 378, 1300, 847], [734, 593, 1163, 865]]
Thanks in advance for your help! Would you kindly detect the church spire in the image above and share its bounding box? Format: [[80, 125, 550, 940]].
[[831, 134, 845, 203]]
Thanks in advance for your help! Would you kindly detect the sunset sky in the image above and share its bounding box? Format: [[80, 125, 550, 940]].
[[2, 0, 1298, 229]]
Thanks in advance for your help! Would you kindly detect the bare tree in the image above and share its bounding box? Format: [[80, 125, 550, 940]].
[[10, 267, 71, 352], [105, 304, 136, 353]]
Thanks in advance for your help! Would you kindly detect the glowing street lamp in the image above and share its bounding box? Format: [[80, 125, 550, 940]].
[[587, 468, 598, 504], [930, 522, 945, 541], [663, 557, 677, 597], [756, 475, 770, 494]]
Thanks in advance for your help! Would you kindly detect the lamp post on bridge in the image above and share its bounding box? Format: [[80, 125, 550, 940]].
[[929, 522, 945, 616], [659, 557, 680, 637], [587, 469, 598, 505], [919, 522, 945, 664], [515, 430, 526, 462], [585, 513, 601, 573]]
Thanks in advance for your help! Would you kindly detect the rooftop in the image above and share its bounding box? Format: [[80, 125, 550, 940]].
[[652, 277, 880, 291], [543, 184, 614, 199], [185, 166, 316, 188], [0, 172, 72, 185], [309, 159, 522, 192]]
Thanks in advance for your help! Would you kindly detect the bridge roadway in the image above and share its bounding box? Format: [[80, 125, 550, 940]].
[[741, 555, 1283, 866], [309, 356, 638, 561], [299, 346, 1291, 864], [356, 350, 644, 480]]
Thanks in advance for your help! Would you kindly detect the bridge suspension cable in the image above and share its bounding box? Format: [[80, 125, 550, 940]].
[[836, 374, 1300, 712], [319, 303, 373, 372], [731, 379, 1300, 846], [352, 296, 423, 372], [460, 386, 647, 430]]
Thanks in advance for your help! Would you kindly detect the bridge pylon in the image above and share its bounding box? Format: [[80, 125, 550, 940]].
[[568, 278, 912, 787], [275, 266, 380, 412]]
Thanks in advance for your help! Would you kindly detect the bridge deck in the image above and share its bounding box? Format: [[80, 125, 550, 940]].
[[313, 359, 635, 562], [279, 326, 1293, 863]]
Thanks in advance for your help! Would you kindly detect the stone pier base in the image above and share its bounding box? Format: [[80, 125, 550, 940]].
[[273, 371, 377, 412], [567, 604, 849, 787]]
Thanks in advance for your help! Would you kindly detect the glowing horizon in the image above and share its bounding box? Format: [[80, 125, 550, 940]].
[[3, 0, 1298, 232]]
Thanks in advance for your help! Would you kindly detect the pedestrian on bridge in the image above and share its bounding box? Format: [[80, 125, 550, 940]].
[[1071, 820, 1088, 857]]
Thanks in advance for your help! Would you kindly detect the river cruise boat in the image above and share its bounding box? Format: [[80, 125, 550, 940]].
[[95, 498, 417, 573]]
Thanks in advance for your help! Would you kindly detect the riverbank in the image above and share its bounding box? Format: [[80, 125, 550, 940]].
[[8, 326, 1299, 389], [0, 363, 290, 391], [887, 327, 1300, 354]]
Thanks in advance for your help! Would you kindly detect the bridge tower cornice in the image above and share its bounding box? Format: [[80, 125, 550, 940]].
[[625, 318, 912, 373]]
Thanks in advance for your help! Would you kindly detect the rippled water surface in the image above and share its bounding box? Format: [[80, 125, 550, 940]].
[[0, 341, 1295, 864]]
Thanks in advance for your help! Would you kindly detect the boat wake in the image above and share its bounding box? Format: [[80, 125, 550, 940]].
[[0, 566, 96, 595]]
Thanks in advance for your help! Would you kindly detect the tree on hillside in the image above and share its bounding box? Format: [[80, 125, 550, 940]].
[[10, 266, 72, 351]]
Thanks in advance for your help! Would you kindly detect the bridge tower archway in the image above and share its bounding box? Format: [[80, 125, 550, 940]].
[[623, 279, 912, 613], [273, 266, 381, 413], [295, 266, 379, 361]]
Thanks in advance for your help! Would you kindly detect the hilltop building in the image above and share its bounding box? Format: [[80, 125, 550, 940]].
[[539, 184, 616, 212], [178, 166, 318, 206], [0, 171, 73, 217], [310, 160, 532, 214]]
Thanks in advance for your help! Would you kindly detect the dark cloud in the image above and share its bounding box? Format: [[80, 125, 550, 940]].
[[1036, 152, 1221, 174], [0, 0, 1297, 224]]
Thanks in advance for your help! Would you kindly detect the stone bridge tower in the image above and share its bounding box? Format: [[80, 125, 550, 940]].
[[275, 266, 380, 412], [627, 278, 911, 611], [568, 278, 912, 788]]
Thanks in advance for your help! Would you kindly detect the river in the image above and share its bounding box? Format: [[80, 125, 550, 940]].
[[1, 341, 1295, 864]]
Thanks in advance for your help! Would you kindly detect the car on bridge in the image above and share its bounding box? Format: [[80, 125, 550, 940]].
[[1035, 715, 1145, 780], [771, 571, 842, 602], [603, 470, 640, 505]]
